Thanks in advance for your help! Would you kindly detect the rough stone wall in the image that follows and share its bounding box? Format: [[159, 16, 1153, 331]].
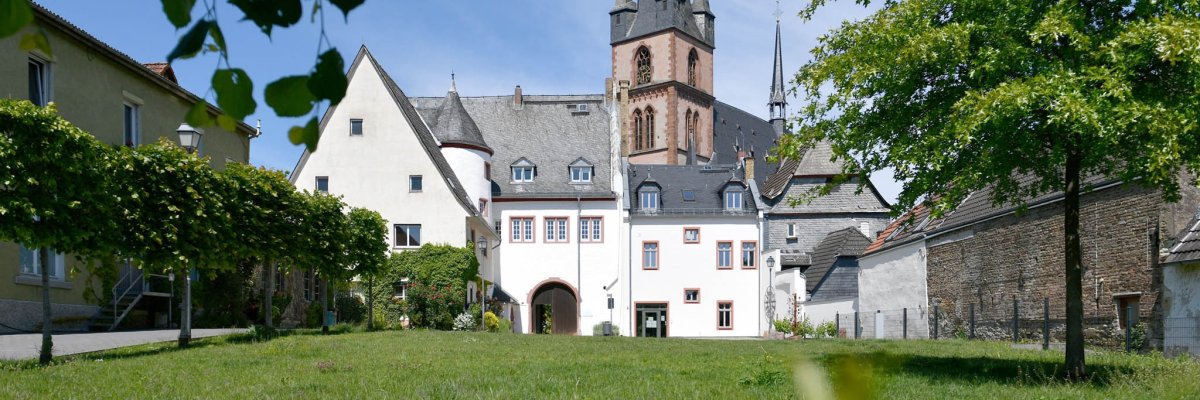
[[924, 182, 1199, 348], [765, 214, 888, 254]]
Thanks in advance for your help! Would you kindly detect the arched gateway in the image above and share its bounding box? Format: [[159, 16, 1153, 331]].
[[529, 281, 578, 335]]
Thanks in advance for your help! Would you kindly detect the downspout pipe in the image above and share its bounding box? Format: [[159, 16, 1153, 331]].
[[577, 194, 583, 335]]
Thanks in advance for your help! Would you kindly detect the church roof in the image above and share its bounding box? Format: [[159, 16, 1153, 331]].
[[711, 101, 780, 183], [612, 0, 713, 48], [411, 94, 615, 200], [769, 21, 786, 106], [429, 84, 493, 154]]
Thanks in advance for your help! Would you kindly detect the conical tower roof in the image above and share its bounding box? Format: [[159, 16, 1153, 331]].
[[769, 20, 787, 106], [431, 78, 492, 154]]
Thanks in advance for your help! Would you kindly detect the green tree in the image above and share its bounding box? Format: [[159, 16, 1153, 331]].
[[292, 190, 350, 333], [109, 138, 232, 347], [345, 207, 388, 329], [218, 163, 297, 327], [0, 0, 367, 151], [788, 0, 1200, 379], [0, 100, 116, 365]]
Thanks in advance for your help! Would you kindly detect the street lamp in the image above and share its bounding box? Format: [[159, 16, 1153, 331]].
[[766, 256, 776, 337], [174, 122, 201, 347], [176, 123, 203, 154]]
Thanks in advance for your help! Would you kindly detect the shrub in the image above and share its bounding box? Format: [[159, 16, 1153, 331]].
[[793, 316, 815, 338], [335, 295, 366, 324], [246, 324, 278, 341], [452, 313, 476, 331], [305, 300, 325, 328], [484, 311, 500, 333], [773, 319, 793, 336], [816, 321, 837, 338], [497, 317, 513, 333], [592, 322, 620, 336]]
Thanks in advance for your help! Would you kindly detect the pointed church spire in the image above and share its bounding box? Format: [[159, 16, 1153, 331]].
[[769, 1, 788, 137], [450, 71, 457, 93]]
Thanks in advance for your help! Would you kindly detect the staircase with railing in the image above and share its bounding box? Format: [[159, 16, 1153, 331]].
[[90, 263, 173, 331]]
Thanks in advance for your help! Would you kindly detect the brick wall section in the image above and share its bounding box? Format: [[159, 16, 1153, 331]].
[[765, 214, 889, 254], [925, 181, 1200, 348]]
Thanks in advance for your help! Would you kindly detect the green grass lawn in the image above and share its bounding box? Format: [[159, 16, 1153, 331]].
[[2, 330, 1197, 399]]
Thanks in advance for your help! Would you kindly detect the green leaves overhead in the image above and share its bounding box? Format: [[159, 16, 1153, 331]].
[[0, 0, 33, 39], [186, 101, 213, 128], [212, 68, 256, 121], [328, 0, 365, 20], [166, 19, 212, 62], [265, 76, 316, 117], [288, 116, 320, 152], [229, 0, 302, 37], [160, 0, 196, 29], [309, 49, 348, 104], [18, 28, 51, 56]]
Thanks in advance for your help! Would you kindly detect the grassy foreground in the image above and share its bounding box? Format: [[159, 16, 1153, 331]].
[[2, 330, 1197, 399]]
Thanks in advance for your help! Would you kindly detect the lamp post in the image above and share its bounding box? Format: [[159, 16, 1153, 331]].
[[477, 238, 488, 328], [766, 256, 776, 336], [176, 123, 202, 347]]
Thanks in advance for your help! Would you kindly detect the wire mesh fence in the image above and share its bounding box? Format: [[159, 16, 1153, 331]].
[[831, 299, 1200, 357]]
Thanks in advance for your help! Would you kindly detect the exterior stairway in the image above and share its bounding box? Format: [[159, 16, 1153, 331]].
[[88, 264, 173, 331]]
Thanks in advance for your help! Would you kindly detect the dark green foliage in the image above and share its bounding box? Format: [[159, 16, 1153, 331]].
[[228, 0, 302, 37], [328, 0, 364, 20], [160, 0, 196, 29], [0, 0, 33, 38], [192, 262, 254, 328], [308, 49, 348, 104], [334, 295, 365, 324], [211, 68, 256, 121], [382, 245, 477, 330], [265, 76, 315, 117], [166, 19, 211, 62]]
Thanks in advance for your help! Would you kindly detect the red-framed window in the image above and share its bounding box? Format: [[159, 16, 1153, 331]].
[[741, 241, 757, 269], [642, 241, 659, 270], [545, 217, 569, 243], [580, 217, 603, 243], [717, 241, 733, 269], [717, 301, 733, 330], [510, 217, 535, 243]]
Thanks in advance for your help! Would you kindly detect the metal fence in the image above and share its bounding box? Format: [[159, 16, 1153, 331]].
[[833, 299, 1200, 357]]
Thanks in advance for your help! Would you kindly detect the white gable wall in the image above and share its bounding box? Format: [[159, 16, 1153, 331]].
[[292, 56, 471, 249], [857, 240, 930, 338]]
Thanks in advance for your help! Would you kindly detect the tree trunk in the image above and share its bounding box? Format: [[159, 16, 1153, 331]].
[[367, 276, 374, 331], [264, 260, 274, 328], [179, 267, 192, 348], [321, 278, 329, 335], [38, 247, 53, 365], [1064, 144, 1086, 380]]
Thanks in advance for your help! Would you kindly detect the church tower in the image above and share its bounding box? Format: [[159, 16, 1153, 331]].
[[768, 9, 788, 137], [611, 0, 715, 165]]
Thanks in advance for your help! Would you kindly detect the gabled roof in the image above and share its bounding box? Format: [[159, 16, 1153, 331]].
[[761, 140, 849, 198], [143, 62, 178, 83], [290, 47, 480, 218], [430, 85, 492, 154], [411, 94, 615, 200], [628, 164, 757, 214], [612, 0, 712, 48], [29, 3, 255, 137], [806, 227, 871, 294], [1165, 212, 1200, 265], [767, 181, 891, 215]]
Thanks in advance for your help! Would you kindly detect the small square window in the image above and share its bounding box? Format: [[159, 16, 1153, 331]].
[[684, 289, 699, 303], [395, 224, 421, 247], [682, 190, 696, 202], [570, 166, 593, 183], [315, 177, 329, 193], [410, 175, 423, 192], [350, 119, 364, 136], [684, 228, 700, 243]]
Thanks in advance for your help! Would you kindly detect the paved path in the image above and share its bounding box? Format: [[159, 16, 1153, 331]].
[[0, 329, 246, 360]]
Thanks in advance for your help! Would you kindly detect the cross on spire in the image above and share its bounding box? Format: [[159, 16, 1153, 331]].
[[774, 0, 783, 22]]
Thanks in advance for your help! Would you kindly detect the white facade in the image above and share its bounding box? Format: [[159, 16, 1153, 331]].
[[1162, 261, 1200, 357], [442, 147, 492, 211], [627, 216, 764, 337], [856, 240, 930, 338], [291, 49, 494, 257]]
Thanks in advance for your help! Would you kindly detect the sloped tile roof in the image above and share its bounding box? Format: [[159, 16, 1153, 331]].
[[628, 164, 756, 214], [768, 181, 891, 214], [1166, 213, 1200, 264], [429, 89, 492, 153], [142, 62, 177, 83], [806, 227, 871, 293]]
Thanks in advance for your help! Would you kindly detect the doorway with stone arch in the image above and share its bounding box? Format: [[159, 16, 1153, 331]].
[[529, 280, 578, 335]]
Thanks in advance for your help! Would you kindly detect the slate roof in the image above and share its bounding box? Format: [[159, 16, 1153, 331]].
[[612, 0, 712, 48], [411, 95, 614, 199], [628, 164, 756, 214], [768, 181, 891, 214], [428, 86, 492, 154], [1165, 212, 1200, 265], [806, 227, 871, 294], [865, 174, 1125, 255], [769, 21, 786, 105], [712, 101, 780, 184], [761, 140, 853, 199]]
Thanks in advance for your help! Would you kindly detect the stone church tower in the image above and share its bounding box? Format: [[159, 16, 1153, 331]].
[[611, 0, 715, 165]]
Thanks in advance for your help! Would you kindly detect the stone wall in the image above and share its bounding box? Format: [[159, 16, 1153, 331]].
[[765, 214, 888, 254], [0, 299, 98, 333], [924, 182, 1199, 349]]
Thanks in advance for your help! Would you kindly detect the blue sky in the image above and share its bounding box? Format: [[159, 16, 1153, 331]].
[[34, 0, 897, 203]]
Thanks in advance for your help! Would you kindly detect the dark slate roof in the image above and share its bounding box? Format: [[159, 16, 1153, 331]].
[[1165, 212, 1200, 264], [712, 101, 780, 184], [411, 94, 614, 199], [292, 47, 480, 218], [428, 86, 492, 154], [769, 21, 786, 105], [628, 164, 756, 214], [806, 227, 871, 294], [761, 140, 858, 199], [612, 0, 712, 48], [767, 180, 891, 214], [865, 174, 1124, 255]]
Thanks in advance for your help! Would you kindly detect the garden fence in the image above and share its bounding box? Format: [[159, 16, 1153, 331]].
[[833, 298, 1200, 357]]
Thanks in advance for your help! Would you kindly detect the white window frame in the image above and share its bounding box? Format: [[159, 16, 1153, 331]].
[[724, 190, 744, 210], [394, 224, 422, 248], [409, 175, 423, 192], [642, 242, 659, 269], [123, 101, 141, 147], [717, 242, 733, 269], [718, 302, 733, 329], [570, 166, 593, 183], [545, 217, 568, 243], [512, 166, 535, 183], [350, 118, 364, 136], [786, 223, 798, 238], [511, 217, 535, 243], [580, 217, 602, 242], [640, 190, 659, 211], [18, 246, 65, 281], [28, 56, 51, 107], [315, 176, 329, 193]]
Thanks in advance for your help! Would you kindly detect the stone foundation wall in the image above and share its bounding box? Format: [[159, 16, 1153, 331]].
[[0, 299, 99, 334]]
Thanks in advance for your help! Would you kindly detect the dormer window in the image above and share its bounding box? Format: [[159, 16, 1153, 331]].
[[569, 158, 593, 184], [639, 189, 659, 212], [724, 188, 744, 210], [511, 158, 536, 183]]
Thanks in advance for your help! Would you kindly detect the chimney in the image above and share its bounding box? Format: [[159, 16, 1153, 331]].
[[744, 154, 756, 181], [513, 85, 524, 110]]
